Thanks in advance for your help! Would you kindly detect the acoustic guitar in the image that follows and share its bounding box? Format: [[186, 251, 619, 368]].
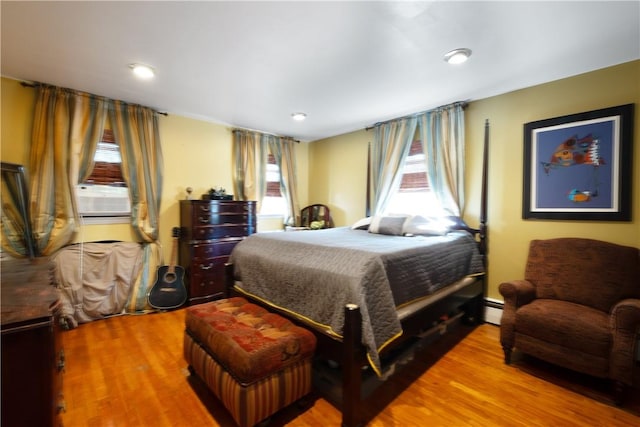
[[148, 227, 187, 310]]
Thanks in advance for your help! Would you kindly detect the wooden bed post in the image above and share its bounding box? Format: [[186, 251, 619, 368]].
[[342, 303, 363, 427], [479, 119, 489, 262], [365, 142, 371, 218]]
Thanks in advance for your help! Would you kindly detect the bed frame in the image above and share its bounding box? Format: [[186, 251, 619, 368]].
[[225, 120, 490, 427]]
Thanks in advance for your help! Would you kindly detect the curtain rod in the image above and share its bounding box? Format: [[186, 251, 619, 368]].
[[20, 81, 168, 116], [232, 128, 300, 143], [365, 100, 468, 131]]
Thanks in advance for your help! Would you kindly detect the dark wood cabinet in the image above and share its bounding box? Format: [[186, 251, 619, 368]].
[[180, 200, 256, 304], [1, 256, 64, 427]]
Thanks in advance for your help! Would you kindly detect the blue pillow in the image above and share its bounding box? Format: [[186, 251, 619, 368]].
[[368, 216, 407, 236]]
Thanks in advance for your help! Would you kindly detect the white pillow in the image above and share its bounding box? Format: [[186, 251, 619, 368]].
[[351, 217, 372, 230], [402, 215, 450, 236], [368, 215, 408, 236]]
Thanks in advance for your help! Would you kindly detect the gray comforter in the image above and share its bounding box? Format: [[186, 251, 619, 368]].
[[230, 227, 484, 373]]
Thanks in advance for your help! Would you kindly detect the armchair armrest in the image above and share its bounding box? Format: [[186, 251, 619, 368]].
[[612, 298, 640, 331], [499, 280, 536, 309], [610, 298, 640, 386], [498, 280, 536, 358]]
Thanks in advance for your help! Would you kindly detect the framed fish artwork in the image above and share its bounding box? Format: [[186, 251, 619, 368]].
[[523, 103, 634, 221]]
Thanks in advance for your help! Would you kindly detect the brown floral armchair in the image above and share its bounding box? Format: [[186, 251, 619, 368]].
[[499, 238, 640, 404]]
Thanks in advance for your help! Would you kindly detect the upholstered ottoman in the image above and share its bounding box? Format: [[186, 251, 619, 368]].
[[184, 297, 317, 427]]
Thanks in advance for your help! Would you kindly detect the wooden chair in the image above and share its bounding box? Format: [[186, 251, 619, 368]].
[[299, 204, 332, 229]]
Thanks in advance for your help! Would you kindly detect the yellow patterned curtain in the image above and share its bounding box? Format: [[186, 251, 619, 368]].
[[417, 103, 466, 216], [29, 85, 106, 255], [109, 101, 163, 313], [232, 130, 267, 211], [369, 117, 418, 216]]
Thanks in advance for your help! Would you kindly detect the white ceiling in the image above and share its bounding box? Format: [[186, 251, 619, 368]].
[[2, 1, 639, 142]]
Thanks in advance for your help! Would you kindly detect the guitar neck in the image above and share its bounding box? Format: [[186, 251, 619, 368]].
[[167, 236, 178, 274]]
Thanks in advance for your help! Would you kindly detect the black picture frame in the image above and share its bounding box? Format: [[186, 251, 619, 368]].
[[523, 103, 634, 221]]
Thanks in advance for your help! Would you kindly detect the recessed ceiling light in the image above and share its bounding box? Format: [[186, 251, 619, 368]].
[[291, 112, 307, 121], [444, 48, 472, 65], [129, 63, 155, 79]]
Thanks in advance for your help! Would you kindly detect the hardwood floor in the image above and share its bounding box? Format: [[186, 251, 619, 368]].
[[61, 308, 640, 426]]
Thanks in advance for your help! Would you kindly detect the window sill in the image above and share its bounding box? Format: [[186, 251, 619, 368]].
[[80, 216, 130, 225], [257, 214, 285, 219]]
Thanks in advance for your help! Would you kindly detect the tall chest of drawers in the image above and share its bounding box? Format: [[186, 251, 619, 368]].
[[180, 200, 256, 304]]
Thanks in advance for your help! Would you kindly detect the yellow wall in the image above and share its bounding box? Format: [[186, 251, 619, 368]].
[[0, 77, 310, 254], [1, 78, 35, 164], [309, 60, 640, 301], [2, 60, 638, 300], [308, 130, 370, 226]]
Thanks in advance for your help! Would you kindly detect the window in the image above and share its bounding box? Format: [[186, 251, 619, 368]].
[[76, 129, 131, 222], [85, 138, 124, 185], [384, 139, 445, 216], [260, 152, 287, 216]]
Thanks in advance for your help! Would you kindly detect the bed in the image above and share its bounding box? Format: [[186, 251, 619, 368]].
[[229, 224, 484, 370], [225, 121, 490, 427]]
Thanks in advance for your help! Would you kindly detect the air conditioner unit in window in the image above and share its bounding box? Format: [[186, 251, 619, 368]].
[[75, 184, 131, 217]]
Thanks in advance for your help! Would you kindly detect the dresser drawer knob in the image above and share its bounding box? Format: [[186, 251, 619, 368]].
[[200, 206, 211, 213], [199, 263, 214, 270], [198, 216, 209, 223]]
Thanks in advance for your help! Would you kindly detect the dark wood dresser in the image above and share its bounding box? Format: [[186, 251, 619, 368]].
[[180, 200, 256, 304], [1, 256, 64, 427]]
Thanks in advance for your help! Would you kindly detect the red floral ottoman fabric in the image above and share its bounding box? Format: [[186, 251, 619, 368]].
[[185, 297, 317, 384]]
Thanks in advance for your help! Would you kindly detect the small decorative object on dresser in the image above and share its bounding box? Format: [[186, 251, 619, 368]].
[[203, 186, 233, 200], [180, 199, 256, 304]]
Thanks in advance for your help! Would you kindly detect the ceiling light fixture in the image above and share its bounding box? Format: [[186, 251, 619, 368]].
[[291, 112, 307, 121], [444, 48, 472, 65], [129, 63, 155, 79]]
